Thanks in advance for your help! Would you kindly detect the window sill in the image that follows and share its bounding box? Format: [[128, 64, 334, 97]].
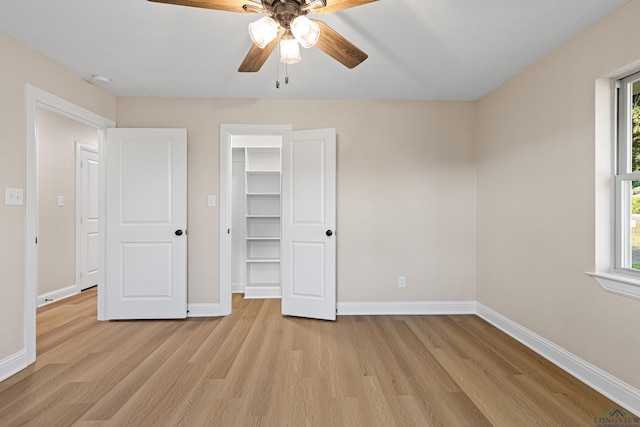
[[586, 272, 640, 301]]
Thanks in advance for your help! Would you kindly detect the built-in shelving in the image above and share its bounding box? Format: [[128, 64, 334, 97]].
[[243, 147, 281, 298]]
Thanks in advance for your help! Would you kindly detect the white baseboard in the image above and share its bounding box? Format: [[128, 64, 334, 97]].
[[187, 303, 227, 317], [232, 283, 245, 294], [337, 301, 476, 315], [37, 285, 78, 307], [244, 286, 281, 299], [476, 303, 640, 416], [0, 349, 29, 383]]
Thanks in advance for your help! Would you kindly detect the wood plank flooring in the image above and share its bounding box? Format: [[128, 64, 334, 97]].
[[0, 288, 626, 426]]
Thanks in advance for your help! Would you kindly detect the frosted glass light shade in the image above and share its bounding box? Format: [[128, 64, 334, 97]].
[[249, 16, 279, 48], [291, 16, 320, 48], [279, 38, 301, 64]]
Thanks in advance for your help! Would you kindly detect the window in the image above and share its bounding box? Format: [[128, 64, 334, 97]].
[[614, 71, 640, 276], [587, 71, 640, 300]]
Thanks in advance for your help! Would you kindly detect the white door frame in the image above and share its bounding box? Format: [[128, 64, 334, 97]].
[[75, 142, 99, 292], [25, 85, 114, 366], [219, 124, 291, 315]]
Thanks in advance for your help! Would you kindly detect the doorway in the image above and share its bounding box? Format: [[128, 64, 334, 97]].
[[219, 124, 292, 315], [24, 85, 114, 366], [35, 108, 99, 305], [220, 125, 338, 320]]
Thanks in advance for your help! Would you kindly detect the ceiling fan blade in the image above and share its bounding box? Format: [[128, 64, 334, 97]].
[[313, 20, 368, 69], [147, 0, 257, 14], [314, 0, 378, 14], [238, 30, 284, 72]]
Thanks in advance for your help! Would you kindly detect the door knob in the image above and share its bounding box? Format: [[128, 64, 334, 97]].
[[175, 229, 183, 236], [326, 230, 333, 237]]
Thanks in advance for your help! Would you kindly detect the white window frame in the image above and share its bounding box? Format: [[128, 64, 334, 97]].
[[613, 71, 640, 276], [589, 70, 640, 300]]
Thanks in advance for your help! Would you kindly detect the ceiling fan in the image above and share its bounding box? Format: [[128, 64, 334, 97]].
[[148, 0, 377, 72]]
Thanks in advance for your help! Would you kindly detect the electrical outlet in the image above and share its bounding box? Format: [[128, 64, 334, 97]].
[[398, 276, 406, 288]]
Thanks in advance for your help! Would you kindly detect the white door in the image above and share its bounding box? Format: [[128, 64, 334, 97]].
[[281, 128, 337, 321], [78, 146, 99, 291], [105, 128, 187, 319]]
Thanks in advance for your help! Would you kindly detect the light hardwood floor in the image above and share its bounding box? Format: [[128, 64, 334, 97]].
[[0, 288, 626, 426]]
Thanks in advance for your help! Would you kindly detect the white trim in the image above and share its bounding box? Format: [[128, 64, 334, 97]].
[[24, 84, 115, 374], [476, 303, 640, 416], [219, 124, 292, 317], [244, 286, 281, 299], [187, 303, 227, 317], [0, 350, 29, 383], [37, 285, 78, 307], [337, 301, 476, 315], [96, 128, 108, 320], [232, 283, 245, 294], [587, 272, 640, 301]]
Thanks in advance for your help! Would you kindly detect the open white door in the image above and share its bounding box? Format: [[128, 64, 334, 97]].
[[281, 128, 336, 320], [78, 146, 99, 291], [104, 128, 187, 319]]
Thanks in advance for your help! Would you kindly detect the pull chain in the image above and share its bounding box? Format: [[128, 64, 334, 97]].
[[276, 42, 281, 89], [285, 55, 289, 85]]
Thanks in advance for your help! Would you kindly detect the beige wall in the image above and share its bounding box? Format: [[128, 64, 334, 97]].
[[476, 0, 640, 389], [0, 32, 115, 361], [36, 108, 98, 296], [116, 98, 478, 304]]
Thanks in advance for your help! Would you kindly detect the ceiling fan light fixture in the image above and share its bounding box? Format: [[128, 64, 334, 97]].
[[279, 37, 301, 64], [248, 16, 279, 49], [291, 16, 320, 48]]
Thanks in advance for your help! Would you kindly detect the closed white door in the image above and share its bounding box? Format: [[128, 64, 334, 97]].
[[78, 147, 99, 291], [281, 129, 336, 320], [105, 128, 187, 319]]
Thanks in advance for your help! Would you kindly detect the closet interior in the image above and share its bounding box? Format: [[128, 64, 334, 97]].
[[231, 135, 282, 298]]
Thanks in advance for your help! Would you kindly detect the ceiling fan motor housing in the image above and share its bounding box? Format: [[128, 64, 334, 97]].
[[265, 0, 309, 29]]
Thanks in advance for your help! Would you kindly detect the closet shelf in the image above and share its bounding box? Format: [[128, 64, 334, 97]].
[[246, 281, 281, 288], [246, 237, 281, 241]]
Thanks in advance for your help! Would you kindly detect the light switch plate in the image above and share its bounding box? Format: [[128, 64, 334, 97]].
[[5, 188, 24, 206], [57, 196, 65, 207], [207, 195, 216, 207]]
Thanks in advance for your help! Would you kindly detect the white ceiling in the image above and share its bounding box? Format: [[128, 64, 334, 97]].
[[0, 0, 629, 100]]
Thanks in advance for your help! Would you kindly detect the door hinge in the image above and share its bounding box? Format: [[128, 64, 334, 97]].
[[228, 228, 231, 234], [35, 236, 38, 244]]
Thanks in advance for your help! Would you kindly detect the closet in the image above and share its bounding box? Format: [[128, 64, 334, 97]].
[[231, 135, 282, 298]]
